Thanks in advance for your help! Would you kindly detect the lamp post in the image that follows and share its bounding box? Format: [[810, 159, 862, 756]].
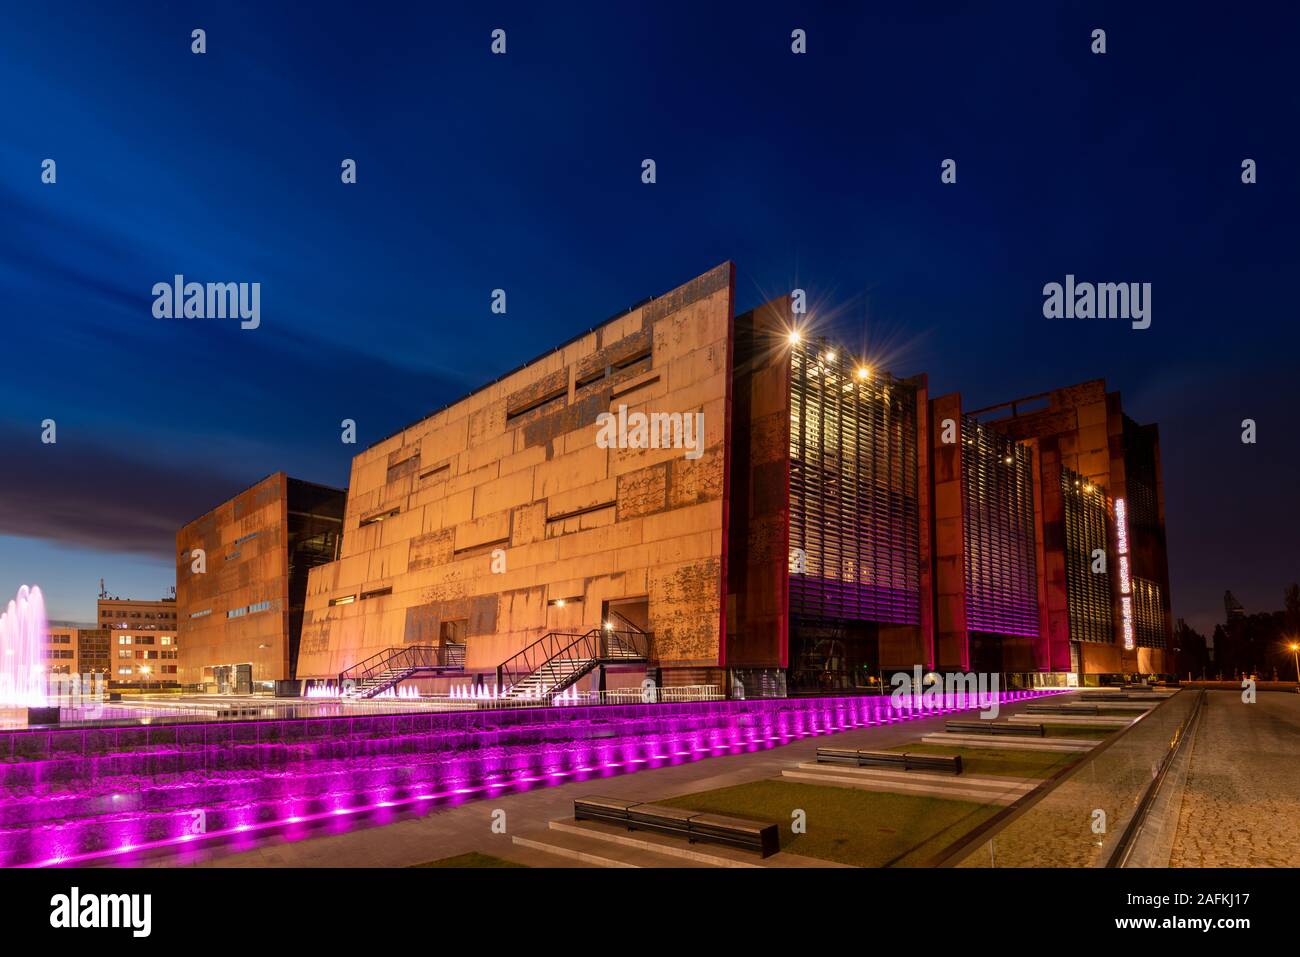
[[1289, 642, 1300, 689]]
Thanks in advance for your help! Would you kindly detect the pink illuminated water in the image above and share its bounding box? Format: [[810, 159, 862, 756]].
[[0, 585, 47, 708], [0, 688, 1063, 867]]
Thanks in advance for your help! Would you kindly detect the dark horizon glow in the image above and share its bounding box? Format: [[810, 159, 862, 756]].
[[2, 1, 1297, 635]]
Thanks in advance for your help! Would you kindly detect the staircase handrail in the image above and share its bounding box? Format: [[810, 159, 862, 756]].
[[495, 626, 650, 693], [339, 643, 466, 687]]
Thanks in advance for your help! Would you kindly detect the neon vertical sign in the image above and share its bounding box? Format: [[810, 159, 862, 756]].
[[1115, 497, 1134, 650]]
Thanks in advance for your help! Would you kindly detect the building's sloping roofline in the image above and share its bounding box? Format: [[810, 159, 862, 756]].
[[364, 262, 732, 454], [177, 471, 345, 530]]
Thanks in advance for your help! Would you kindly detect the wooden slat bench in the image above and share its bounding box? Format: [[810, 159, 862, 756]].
[[945, 720, 1045, 737], [815, 747, 962, 774], [573, 797, 779, 857]]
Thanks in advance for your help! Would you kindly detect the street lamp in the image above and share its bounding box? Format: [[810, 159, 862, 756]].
[[1288, 642, 1300, 688]]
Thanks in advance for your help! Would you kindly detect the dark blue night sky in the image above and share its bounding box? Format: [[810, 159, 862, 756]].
[[2, 1, 1296, 635]]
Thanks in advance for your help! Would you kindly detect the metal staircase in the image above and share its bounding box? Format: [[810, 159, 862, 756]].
[[338, 642, 466, 698], [496, 617, 650, 700]]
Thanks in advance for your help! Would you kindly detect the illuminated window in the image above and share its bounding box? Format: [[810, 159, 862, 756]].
[[960, 419, 1039, 638], [1062, 468, 1113, 644], [788, 339, 921, 625]]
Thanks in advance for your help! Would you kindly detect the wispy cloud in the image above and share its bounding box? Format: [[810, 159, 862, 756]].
[[0, 424, 252, 559]]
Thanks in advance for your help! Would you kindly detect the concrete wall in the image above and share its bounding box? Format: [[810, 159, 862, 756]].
[[296, 264, 737, 681]]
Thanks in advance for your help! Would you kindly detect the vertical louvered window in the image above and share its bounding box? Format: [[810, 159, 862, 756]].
[[1062, 467, 1113, 644], [961, 418, 1039, 637], [788, 343, 920, 624], [1132, 577, 1166, 649]]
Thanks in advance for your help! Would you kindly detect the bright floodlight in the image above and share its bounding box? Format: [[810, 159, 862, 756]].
[[788, 330, 801, 344], [856, 367, 869, 380]]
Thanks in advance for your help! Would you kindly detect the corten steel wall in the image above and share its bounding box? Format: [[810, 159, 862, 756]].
[[724, 299, 790, 669], [296, 264, 737, 683], [930, 393, 969, 671], [176, 473, 294, 686], [978, 381, 1173, 676], [1118, 416, 1175, 667], [930, 396, 1040, 673]]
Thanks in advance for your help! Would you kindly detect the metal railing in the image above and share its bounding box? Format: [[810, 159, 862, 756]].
[[1106, 689, 1205, 867], [338, 643, 466, 690], [495, 627, 650, 693], [927, 688, 1204, 868]]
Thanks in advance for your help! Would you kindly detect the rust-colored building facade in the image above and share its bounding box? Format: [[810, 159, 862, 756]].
[[294, 266, 956, 693], [963, 382, 1175, 677], [176, 473, 344, 691], [296, 265, 736, 688], [183, 265, 1175, 694]]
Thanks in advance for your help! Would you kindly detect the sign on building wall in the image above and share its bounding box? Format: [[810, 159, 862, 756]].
[[1115, 498, 1134, 651]]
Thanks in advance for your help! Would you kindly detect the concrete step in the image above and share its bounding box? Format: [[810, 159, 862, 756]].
[[792, 762, 1037, 791], [489, 843, 600, 868], [780, 768, 1025, 805], [1007, 714, 1132, 728], [1052, 702, 1153, 712], [920, 733, 1096, 752], [539, 818, 841, 868], [510, 828, 704, 868]]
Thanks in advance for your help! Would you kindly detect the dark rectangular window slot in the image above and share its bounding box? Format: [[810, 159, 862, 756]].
[[452, 537, 510, 558], [359, 507, 400, 528], [614, 349, 652, 371], [546, 501, 616, 524], [576, 368, 608, 388], [418, 464, 450, 481], [610, 375, 660, 401], [360, 587, 392, 600], [506, 387, 567, 424]]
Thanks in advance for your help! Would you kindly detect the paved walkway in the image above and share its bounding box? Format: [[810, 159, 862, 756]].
[[1170, 691, 1300, 867], [124, 696, 1045, 868]]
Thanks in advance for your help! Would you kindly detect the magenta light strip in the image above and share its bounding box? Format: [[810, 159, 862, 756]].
[[0, 690, 1065, 868]]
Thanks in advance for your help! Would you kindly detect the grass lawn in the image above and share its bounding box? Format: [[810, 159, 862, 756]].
[[885, 743, 1079, 779], [410, 852, 528, 868], [659, 779, 998, 867]]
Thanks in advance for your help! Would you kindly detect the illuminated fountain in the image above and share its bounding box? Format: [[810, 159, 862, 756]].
[[0, 585, 49, 714], [0, 685, 1065, 867]]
